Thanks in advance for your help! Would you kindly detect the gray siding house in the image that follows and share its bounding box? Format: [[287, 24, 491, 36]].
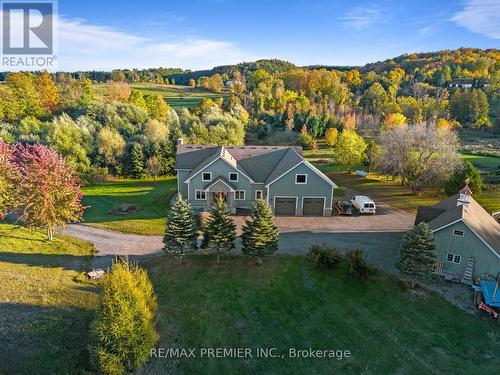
[[175, 140, 337, 216], [415, 186, 500, 283]]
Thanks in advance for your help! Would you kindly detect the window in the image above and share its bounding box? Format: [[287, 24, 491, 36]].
[[295, 174, 307, 184], [446, 253, 462, 264], [235, 190, 245, 200], [195, 190, 206, 200], [229, 172, 239, 182], [255, 190, 263, 200], [202, 172, 212, 182], [453, 229, 464, 237]]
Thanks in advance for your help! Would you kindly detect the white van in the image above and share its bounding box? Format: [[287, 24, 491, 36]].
[[350, 196, 376, 214]]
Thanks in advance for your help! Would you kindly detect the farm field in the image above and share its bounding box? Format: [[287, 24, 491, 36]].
[[82, 177, 177, 235], [143, 255, 500, 374], [93, 82, 230, 110], [0, 223, 98, 374]]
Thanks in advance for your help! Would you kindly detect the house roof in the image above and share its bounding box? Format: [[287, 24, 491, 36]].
[[175, 143, 311, 184], [415, 192, 500, 257]]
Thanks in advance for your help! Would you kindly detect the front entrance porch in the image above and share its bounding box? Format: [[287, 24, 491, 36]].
[[204, 177, 236, 213]]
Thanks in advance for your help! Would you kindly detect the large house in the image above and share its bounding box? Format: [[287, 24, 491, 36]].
[[174, 140, 337, 216], [415, 186, 500, 283]]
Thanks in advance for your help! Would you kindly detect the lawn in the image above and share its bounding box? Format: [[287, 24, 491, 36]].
[[94, 82, 230, 110], [143, 255, 500, 374], [304, 143, 499, 213], [0, 223, 98, 374], [82, 177, 177, 235]]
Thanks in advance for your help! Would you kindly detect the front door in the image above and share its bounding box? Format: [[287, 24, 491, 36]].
[[213, 192, 227, 203]]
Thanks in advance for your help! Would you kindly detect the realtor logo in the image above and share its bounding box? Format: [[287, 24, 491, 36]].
[[2, 2, 53, 54]]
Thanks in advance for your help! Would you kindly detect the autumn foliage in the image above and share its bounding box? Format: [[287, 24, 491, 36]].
[[0, 141, 85, 239]]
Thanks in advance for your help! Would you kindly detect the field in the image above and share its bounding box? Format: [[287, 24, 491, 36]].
[[82, 177, 177, 235], [94, 82, 230, 110], [143, 255, 500, 374], [304, 143, 500, 213], [0, 223, 98, 374]]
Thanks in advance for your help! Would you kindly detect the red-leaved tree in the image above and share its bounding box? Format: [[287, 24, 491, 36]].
[[0, 138, 17, 220], [13, 143, 85, 240]]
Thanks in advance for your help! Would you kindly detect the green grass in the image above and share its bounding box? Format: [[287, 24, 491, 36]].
[[0, 223, 98, 374], [303, 142, 499, 213], [82, 177, 177, 235], [94, 82, 230, 110], [143, 255, 500, 374], [460, 153, 500, 169]]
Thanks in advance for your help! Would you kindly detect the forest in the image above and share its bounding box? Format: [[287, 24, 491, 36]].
[[0, 48, 498, 188]]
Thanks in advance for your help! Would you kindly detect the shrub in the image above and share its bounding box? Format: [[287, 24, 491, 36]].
[[308, 244, 341, 269], [90, 260, 159, 375], [346, 249, 369, 280], [298, 126, 314, 150]]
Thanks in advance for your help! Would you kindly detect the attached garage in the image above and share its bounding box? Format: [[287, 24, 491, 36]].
[[274, 197, 297, 216], [302, 197, 325, 216]]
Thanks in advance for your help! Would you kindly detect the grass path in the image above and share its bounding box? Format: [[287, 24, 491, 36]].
[[0, 223, 98, 374], [82, 177, 177, 235], [143, 256, 500, 374]]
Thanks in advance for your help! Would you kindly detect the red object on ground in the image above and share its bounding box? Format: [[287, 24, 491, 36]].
[[478, 302, 499, 319]]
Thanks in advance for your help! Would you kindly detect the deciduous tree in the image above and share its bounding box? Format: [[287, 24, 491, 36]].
[[333, 130, 367, 172], [13, 143, 84, 240]]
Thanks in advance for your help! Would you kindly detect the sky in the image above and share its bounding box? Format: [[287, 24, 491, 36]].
[[5, 0, 500, 71]]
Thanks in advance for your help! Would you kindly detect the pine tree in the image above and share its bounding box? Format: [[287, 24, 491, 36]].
[[202, 196, 236, 264], [241, 199, 279, 262], [90, 259, 158, 375], [163, 194, 197, 262], [131, 143, 144, 178], [395, 222, 437, 284]]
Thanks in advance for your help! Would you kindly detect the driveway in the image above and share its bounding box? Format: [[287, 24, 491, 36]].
[[231, 200, 414, 234]]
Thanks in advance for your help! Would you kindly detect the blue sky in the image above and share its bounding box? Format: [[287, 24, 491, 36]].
[[49, 0, 500, 70]]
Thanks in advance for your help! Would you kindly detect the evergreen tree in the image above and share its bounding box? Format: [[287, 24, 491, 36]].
[[201, 197, 237, 264], [395, 222, 437, 284], [90, 260, 158, 375], [163, 194, 197, 262], [444, 160, 482, 196], [241, 199, 279, 262], [131, 143, 145, 178]]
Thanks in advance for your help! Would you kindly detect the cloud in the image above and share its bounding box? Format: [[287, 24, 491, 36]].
[[1, 14, 255, 71], [451, 0, 500, 39], [418, 26, 433, 38], [340, 6, 382, 31]]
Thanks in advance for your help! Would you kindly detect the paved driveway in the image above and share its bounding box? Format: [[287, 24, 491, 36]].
[[231, 200, 414, 234]]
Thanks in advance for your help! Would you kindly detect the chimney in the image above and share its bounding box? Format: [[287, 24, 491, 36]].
[[177, 138, 184, 146]]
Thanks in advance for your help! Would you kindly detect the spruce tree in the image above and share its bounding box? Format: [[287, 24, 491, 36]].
[[241, 199, 279, 262], [163, 194, 197, 262], [395, 222, 437, 284], [202, 196, 237, 264], [131, 143, 145, 178]]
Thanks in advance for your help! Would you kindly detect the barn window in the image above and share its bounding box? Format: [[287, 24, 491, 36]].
[[202, 172, 212, 181], [446, 253, 454, 262], [295, 174, 307, 184], [453, 229, 464, 237], [453, 255, 462, 264], [229, 172, 238, 182]]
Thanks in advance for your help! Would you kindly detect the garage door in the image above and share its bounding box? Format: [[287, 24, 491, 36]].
[[303, 198, 324, 216], [275, 198, 296, 216]]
